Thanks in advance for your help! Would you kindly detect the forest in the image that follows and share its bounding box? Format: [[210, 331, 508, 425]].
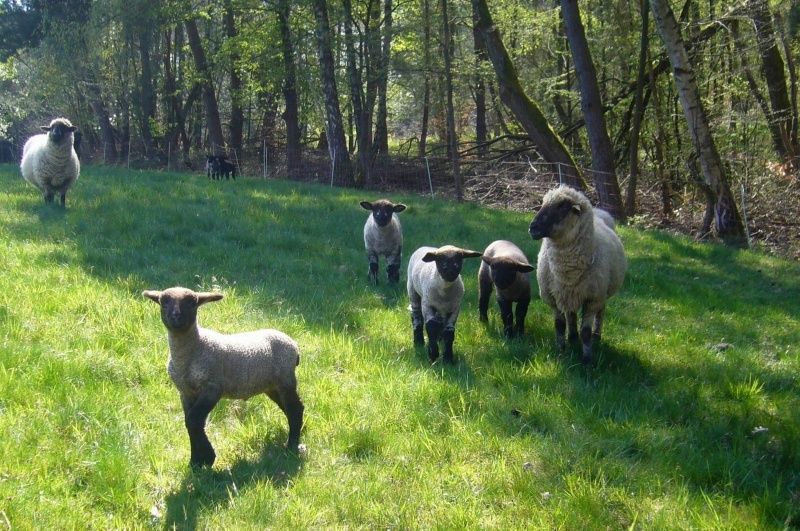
[[0, 0, 798, 257]]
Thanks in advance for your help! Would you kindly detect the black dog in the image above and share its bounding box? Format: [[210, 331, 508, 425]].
[[206, 155, 236, 180]]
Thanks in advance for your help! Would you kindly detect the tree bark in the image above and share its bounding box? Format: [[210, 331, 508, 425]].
[[441, 0, 462, 200], [418, 0, 431, 158], [651, 0, 746, 245], [185, 17, 226, 156], [625, 0, 650, 215], [374, 0, 392, 154], [224, 0, 244, 159], [137, 27, 157, 158], [275, 0, 302, 176], [471, 0, 487, 158], [472, 0, 585, 190], [560, 0, 624, 220], [311, 0, 354, 185], [342, 0, 372, 183], [86, 76, 117, 163]]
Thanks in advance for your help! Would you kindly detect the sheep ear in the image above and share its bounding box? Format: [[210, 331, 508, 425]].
[[360, 201, 373, 211], [460, 250, 483, 259], [393, 204, 407, 213], [197, 292, 224, 305], [481, 255, 494, 266], [142, 290, 162, 303], [421, 252, 438, 262], [68, 126, 77, 132], [571, 203, 582, 215], [516, 262, 535, 273], [40, 126, 51, 131]]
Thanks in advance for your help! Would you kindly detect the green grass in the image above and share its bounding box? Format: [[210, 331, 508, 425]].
[[0, 163, 798, 529]]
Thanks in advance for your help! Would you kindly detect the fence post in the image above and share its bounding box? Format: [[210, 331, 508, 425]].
[[330, 152, 336, 187], [740, 183, 751, 248], [424, 157, 434, 198], [263, 139, 267, 179], [557, 162, 563, 185]]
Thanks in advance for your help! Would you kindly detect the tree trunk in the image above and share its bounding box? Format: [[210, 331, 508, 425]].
[[441, 0, 462, 200], [87, 78, 117, 163], [311, 0, 354, 185], [418, 0, 431, 158], [560, 0, 624, 220], [650, 0, 746, 245], [138, 28, 157, 158], [275, 0, 302, 176], [748, 0, 798, 162], [374, 0, 392, 155], [471, 0, 487, 158], [224, 0, 244, 159], [625, 0, 650, 215], [342, 0, 372, 183], [185, 17, 226, 156], [472, 0, 585, 190]]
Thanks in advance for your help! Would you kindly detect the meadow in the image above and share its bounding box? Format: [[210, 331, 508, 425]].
[[0, 163, 798, 529]]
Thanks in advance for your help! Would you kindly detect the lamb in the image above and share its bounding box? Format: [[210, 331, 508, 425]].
[[529, 185, 627, 364], [478, 240, 534, 338], [206, 155, 236, 180], [407, 245, 482, 363], [20, 117, 80, 206], [142, 287, 304, 467], [360, 199, 407, 284]]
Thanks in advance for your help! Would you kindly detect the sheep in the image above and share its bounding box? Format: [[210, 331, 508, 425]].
[[142, 287, 304, 467], [407, 245, 482, 363], [478, 240, 534, 339], [360, 199, 407, 284], [529, 185, 627, 364], [213, 156, 236, 180], [20, 117, 80, 206], [206, 155, 217, 179]]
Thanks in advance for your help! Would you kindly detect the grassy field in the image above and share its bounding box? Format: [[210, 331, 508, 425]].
[[0, 163, 798, 529]]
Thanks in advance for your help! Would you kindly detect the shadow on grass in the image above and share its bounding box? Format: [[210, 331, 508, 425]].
[[163, 437, 304, 530]]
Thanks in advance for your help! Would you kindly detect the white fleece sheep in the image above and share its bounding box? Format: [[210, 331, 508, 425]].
[[20, 118, 80, 206], [143, 287, 303, 467], [529, 185, 627, 364], [407, 245, 482, 363], [360, 199, 407, 284], [478, 240, 534, 338]]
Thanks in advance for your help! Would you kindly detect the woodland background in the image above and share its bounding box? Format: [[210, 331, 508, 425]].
[[0, 0, 798, 257]]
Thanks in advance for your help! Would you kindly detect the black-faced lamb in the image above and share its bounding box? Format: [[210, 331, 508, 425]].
[[143, 287, 304, 467], [529, 185, 627, 364], [478, 240, 534, 339], [360, 199, 407, 284], [206, 155, 236, 180], [20, 117, 80, 206], [407, 245, 482, 363]]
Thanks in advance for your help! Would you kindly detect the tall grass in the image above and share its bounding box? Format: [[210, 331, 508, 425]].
[[0, 164, 798, 528]]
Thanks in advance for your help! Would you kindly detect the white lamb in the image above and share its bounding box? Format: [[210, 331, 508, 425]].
[[407, 245, 482, 363], [529, 185, 627, 364], [360, 199, 407, 284], [20, 117, 80, 207], [143, 287, 304, 468]]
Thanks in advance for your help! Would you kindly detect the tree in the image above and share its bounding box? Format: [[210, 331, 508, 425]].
[[441, 0, 462, 200], [274, 0, 301, 176], [650, 0, 746, 245], [224, 0, 244, 160], [560, 0, 625, 220], [373, 0, 392, 155], [472, 0, 586, 190], [625, 0, 650, 215], [185, 16, 226, 156]]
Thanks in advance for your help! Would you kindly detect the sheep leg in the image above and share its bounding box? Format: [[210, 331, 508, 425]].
[[554, 310, 567, 352], [367, 251, 379, 284], [514, 299, 529, 337], [411, 307, 424, 345], [580, 314, 595, 365], [59, 193, 66, 207], [387, 250, 401, 283], [182, 388, 222, 468], [276, 386, 304, 451], [44, 191, 55, 204], [497, 298, 514, 339], [477, 275, 492, 322], [592, 307, 605, 342], [567, 312, 579, 344], [425, 318, 442, 362], [441, 327, 456, 364]]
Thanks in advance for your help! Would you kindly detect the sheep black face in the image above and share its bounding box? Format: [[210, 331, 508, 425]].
[[360, 199, 406, 227], [143, 288, 223, 332], [529, 199, 582, 240], [422, 247, 482, 282], [482, 256, 534, 289], [41, 119, 76, 145]]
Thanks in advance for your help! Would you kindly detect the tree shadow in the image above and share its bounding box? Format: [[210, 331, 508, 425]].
[[163, 435, 304, 530]]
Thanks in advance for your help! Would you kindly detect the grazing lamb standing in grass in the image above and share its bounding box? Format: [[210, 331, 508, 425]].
[[143, 287, 304, 468], [20, 118, 80, 206], [360, 199, 407, 284], [407, 245, 482, 363], [529, 186, 627, 364], [478, 240, 534, 338]]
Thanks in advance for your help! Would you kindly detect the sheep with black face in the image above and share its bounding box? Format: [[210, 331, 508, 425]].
[[529, 185, 626, 364], [478, 240, 534, 338], [20, 117, 80, 206], [360, 199, 407, 284], [407, 245, 482, 363]]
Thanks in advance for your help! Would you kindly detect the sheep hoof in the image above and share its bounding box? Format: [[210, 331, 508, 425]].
[[580, 354, 593, 366], [479, 313, 488, 323], [413, 327, 424, 345], [190, 451, 216, 468]]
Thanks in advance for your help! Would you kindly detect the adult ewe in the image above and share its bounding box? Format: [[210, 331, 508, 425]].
[[20, 118, 80, 206], [143, 287, 304, 468], [360, 199, 407, 284], [478, 240, 534, 338], [407, 245, 482, 363], [529, 186, 627, 364]]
